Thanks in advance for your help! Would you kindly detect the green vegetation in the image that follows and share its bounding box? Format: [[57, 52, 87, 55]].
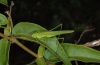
[[0, 0, 100, 65]]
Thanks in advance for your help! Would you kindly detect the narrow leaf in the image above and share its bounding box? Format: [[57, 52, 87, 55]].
[[62, 44, 100, 63], [0, 38, 10, 65]]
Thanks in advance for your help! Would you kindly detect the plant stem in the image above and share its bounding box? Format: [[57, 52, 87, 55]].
[[0, 32, 38, 58]]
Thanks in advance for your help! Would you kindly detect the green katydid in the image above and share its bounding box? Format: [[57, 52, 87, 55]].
[[32, 30, 74, 38], [31, 24, 73, 65], [32, 23, 74, 38]]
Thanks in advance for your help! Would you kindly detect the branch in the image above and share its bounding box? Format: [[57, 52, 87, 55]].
[[76, 28, 95, 44], [0, 32, 38, 58], [84, 39, 100, 47]]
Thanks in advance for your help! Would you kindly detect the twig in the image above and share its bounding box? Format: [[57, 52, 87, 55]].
[[75, 61, 78, 65], [84, 39, 100, 47], [74, 28, 95, 65], [0, 32, 38, 58], [9, 1, 14, 32], [76, 28, 95, 44], [5, 1, 14, 35], [10, 1, 14, 16]]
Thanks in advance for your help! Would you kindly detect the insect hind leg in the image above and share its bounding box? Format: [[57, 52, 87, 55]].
[[57, 38, 64, 43], [50, 23, 63, 31]]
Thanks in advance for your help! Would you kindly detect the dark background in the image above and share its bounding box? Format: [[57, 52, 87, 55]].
[[1, 0, 100, 65]]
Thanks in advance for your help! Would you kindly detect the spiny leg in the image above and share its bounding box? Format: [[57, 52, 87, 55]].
[[52, 23, 64, 43], [51, 23, 63, 39]]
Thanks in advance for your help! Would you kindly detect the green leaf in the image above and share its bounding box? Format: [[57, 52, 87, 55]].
[[12, 22, 47, 36], [38, 45, 45, 57], [44, 43, 100, 63], [0, 0, 8, 6], [63, 44, 100, 63], [36, 37, 72, 65], [0, 38, 10, 65], [44, 49, 60, 62], [0, 13, 8, 26]]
